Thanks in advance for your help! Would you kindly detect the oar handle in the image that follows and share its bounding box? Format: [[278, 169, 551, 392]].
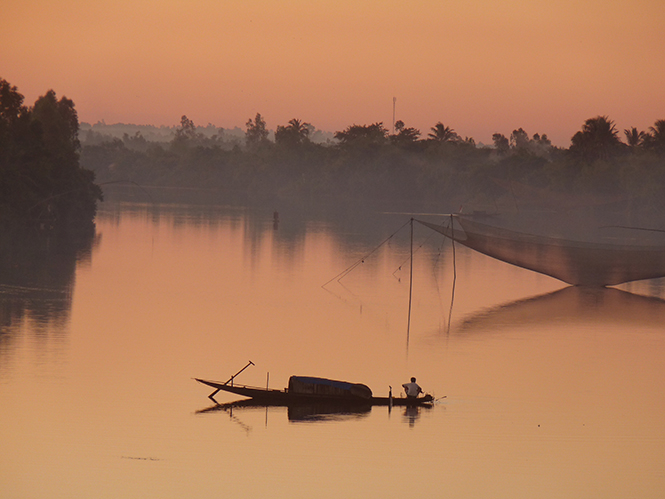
[[225, 360, 255, 385]]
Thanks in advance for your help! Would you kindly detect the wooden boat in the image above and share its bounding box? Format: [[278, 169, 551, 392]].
[[195, 376, 435, 406]]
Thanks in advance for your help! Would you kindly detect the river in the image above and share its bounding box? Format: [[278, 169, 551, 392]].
[[1, 198, 664, 498]]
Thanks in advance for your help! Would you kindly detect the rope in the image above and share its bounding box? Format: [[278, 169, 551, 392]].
[[321, 218, 411, 288], [391, 223, 440, 279], [599, 225, 665, 234]]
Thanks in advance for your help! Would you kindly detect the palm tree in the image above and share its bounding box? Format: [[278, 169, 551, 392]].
[[624, 127, 646, 148], [391, 120, 420, 146], [428, 122, 459, 143], [275, 118, 312, 147], [570, 116, 621, 160], [646, 119, 665, 151], [286, 119, 311, 138]]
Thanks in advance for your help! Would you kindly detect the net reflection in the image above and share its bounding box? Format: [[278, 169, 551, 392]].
[[453, 285, 665, 334]]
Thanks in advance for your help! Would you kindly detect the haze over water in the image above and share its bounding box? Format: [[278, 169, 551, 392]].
[[1, 198, 665, 498]]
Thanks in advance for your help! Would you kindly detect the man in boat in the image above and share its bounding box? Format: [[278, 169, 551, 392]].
[[402, 377, 423, 399]]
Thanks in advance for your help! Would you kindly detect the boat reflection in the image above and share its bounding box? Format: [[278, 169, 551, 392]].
[[402, 405, 424, 428], [453, 285, 665, 334], [196, 398, 434, 424], [196, 398, 372, 423]]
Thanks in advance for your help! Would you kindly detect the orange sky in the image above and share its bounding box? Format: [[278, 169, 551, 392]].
[[2, 0, 664, 146]]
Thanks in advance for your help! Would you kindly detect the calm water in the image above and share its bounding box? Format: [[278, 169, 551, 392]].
[[2, 201, 665, 498]]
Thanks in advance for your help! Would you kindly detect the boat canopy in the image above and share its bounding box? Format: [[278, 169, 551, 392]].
[[288, 376, 373, 399]]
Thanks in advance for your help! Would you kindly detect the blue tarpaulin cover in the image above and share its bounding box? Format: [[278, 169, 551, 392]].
[[288, 376, 372, 399]]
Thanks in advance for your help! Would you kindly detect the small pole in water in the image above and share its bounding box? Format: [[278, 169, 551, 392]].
[[406, 218, 414, 350], [447, 214, 457, 335], [266, 372, 270, 390], [389, 385, 393, 411]]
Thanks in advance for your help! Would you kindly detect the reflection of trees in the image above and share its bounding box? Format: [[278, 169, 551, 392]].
[[0, 227, 98, 360]]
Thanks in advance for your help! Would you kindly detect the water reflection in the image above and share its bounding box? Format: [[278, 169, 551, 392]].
[[196, 398, 436, 429], [196, 399, 372, 423], [454, 285, 665, 334], [0, 228, 98, 366], [402, 406, 422, 428], [6, 200, 665, 498]]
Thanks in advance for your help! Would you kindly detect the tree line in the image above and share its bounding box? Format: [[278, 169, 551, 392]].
[[3, 76, 665, 227], [82, 112, 665, 211]]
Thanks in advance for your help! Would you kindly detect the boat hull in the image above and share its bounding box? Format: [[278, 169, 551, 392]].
[[195, 378, 434, 406]]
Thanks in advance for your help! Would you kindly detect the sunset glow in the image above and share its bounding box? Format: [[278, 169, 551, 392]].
[[2, 0, 664, 145]]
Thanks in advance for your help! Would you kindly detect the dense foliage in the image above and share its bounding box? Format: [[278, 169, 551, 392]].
[[0, 78, 102, 232], [81, 114, 665, 213], [4, 77, 662, 222]]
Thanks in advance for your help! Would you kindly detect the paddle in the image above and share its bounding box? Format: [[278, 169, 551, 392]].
[[208, 360, 255, 403]]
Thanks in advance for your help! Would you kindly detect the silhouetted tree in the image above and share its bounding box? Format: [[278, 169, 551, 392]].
[[569, 116, 622, 161], [492, 133, 510, 155], [510, 128, 530, 150], [532, 133, 551, 147], [0, 79, 25, 130], [174, 115, 197, 140], [643, 119, 665, 152], [245, 113, 269, 149], [501, 129, 553, 158], [624, 127, 646, 148], [171, 115, 208, 152], [32, 90, 81, 167], [123, 131, 149, 152], [275, 118, 312, 147], [529, 133, 553, 158], [0, 79, 101, 230], [390, 120, 420, 147], [32, 90, 101, 228], [428, 122, 459, 143], [0, 79, 31, 222], [334, 122, 388, 148], [0, 79, 28, 167]]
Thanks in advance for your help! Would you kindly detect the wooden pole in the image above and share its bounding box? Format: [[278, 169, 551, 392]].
[[225, 360, 255, 386], [407, 218, 414, 349], [447, 214, 457, 334]]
